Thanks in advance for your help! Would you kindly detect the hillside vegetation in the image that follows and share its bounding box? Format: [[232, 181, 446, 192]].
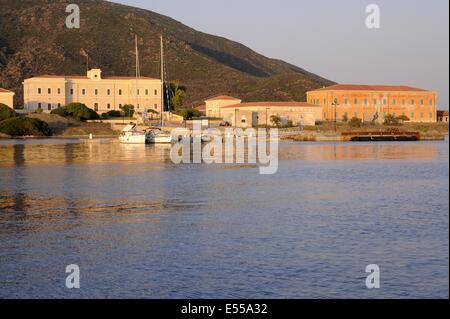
[[0, 0, 334, 108]]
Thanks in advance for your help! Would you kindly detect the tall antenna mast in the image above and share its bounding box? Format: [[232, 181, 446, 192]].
[[135, 35, 140, 111], [160, 34, 164, 127]]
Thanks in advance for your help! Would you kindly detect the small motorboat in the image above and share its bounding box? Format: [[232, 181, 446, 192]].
[[147, 128, 174, 144]]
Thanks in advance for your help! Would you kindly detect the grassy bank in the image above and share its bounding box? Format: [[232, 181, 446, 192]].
[[283, 122, 448, 142]]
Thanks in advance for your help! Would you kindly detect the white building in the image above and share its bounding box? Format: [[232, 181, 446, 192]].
[[23, 69, 162, 114], [0, 88, 15, 109]]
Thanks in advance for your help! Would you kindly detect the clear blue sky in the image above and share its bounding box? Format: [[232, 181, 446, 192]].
[[113, 0, 449, 108]]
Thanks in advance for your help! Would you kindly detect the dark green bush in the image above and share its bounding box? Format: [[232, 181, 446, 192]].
[[177, 108, 202, 120], [0, 117, 52, 136], [0, 103, 18, 121], [51, 103, 99, 121], [348, 117, 363, 127]]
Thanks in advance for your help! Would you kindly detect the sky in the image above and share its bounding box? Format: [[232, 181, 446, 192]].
[[113, 0, 449, 108]]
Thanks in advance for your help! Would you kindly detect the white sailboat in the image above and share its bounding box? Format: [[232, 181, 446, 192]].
[[147, 35, 174, 144], [119, 35, 148, 144], [119, 124, 148, 144]]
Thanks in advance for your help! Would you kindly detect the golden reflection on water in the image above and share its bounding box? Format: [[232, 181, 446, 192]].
[[0, 139, 440, 167]]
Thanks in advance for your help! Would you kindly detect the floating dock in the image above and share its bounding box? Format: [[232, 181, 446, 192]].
[[342, 131, 421, 142]]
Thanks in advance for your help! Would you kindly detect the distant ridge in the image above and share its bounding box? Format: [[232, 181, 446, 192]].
[[0, 0, 335, 107]]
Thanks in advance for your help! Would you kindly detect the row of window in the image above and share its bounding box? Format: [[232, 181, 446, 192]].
[[324, 111, 434, 120], [37, 88, 158, 96], [311, 98, 433, 106], [36, 103, 159, 111]]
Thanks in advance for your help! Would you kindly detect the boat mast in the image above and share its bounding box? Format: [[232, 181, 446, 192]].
[[160, 34, 164, 127], [135, 35, 140, 113]]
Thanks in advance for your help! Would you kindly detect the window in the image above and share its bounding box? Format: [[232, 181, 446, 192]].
[[324, 112, 327, 118], [411, 112, 415, 119], [420, 112, 424, 119], [48, 104, 51, 111], [82, 89, 86, 95], [57, 88, 61, 94], [137, 89, 140, 96], [57, 103, 61, 108], [420, 99, 424, 105], [364, 99, 368, 105], [429, 112, 433, 119], [154, 104, 157, 109], [70, 89, 74, 95], [119, 104, 122, 108], [38, 88, 42, 94], [48, 88, 51, 94], [145, 89, 149, 95], [393, 99, 397, 105], [95, 89, 98, 95], [429, 99, 433, 105], [154, 89, 158, 96], [107, 89, 111, 95], [38, 103, 42, 108], [119, 89, 122, 95], [411, 99, 415, 105], [354, 98, 358, 105], [94, 103, 98, 111], [107, 104, 111, 109], [373, 99, 377, 105], [344, 98, 349, 105], [383, 99, 387, 105], [402, 99, 406, 106]]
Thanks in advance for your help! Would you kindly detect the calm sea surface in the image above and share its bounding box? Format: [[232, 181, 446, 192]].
[[0, 138, 448, 299]]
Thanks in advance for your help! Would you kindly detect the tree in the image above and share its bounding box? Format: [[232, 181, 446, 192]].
[[0, 103, 18, 121], [348, 117, 363, 127], [383, 113, 400, 125], [270, 115, 282, 127], [120, 104, 135, 118], [342, 113, 349, 123], [179, 108, 201, 120], [164, 82, 187, 112], [397, 114, 410, 123], [51, 103, 99, 121], [0, 117, 52, 136]]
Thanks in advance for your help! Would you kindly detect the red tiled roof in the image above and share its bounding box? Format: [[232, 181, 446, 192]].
[[222, 102, 319, 108], [0, 88, 13, 93], [310, 84, 430, 92], [205, 95, 241, 101], [195, 104, 206, 111], [437, 110, 449, 116]]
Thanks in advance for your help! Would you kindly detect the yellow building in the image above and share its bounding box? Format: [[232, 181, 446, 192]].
[[0, 88, 15, 108], [307, 84, 437, 123], [205, 95, 242, 118], [23, 69, 162, 114], [221, 102, 323, 128]]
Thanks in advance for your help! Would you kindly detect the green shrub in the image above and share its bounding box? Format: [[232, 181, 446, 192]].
[[101, 110, 122, 118], [348, 117, 363, 127], [0, 117, 52, 136], [120, 104, 135, 118], [51, 103, 99, 121], [0, 103, 18, 121], [178, 108, 202, 120], [383, 114, 400, 126]]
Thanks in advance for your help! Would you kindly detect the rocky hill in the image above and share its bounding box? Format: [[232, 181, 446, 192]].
[[0, 0, 334, 107]]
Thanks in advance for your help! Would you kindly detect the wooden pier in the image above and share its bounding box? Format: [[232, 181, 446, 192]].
[[342, 130, 421, 142]]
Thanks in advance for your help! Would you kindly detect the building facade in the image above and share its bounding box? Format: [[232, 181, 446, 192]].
[[221, 102, 323, 128], [205, 95, 242, 118], [23, 69, 162, 114], [307, 84, 437, 123], [437, 110, 449, 123], [0, 88, 15, 108]]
